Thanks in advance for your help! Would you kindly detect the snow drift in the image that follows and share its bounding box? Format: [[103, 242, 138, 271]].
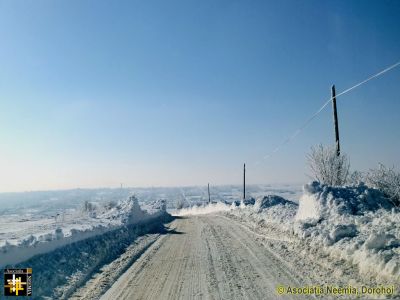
[[230, 195, 298, 234], [227, 182, 400, 283], [254, 195, 294, 212], [172, 202, 231, 216], [294, 182, 400, 281], [296, 181, 393, 222], [0, 196, 168, 267]]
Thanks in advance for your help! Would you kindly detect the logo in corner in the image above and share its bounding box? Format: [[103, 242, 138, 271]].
[[4, 268, 32, 296]]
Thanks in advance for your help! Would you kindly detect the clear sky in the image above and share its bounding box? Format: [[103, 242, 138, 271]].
[[0, 0, 399, 192]]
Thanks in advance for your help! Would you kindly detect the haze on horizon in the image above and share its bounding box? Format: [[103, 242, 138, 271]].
[[1, 1, 400, 193]]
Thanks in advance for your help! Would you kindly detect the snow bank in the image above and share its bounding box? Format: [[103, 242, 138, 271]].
[[172, 202, 231, 216], [144, 199, 167, 214], [19, 217, 169, 299], [228, 195, 298, 233], [296, 181, 393, 222], [0, 196, 168, 267], [294, 182, 400, 282], [254, 195, 293, 212], [226, 182, 400, 283]]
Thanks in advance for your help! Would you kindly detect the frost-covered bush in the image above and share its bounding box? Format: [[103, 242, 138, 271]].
[[307, 144, 350, 186], [348, 170, 364, 186], [83, 200, 96, 212], [151, 199, 167, 211], [175, 198, 185, 209], [103, 200, 117, 210], [366, 164, 400, 206]]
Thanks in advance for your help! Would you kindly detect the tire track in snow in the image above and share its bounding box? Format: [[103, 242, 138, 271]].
[[101, 215, 313, 300]]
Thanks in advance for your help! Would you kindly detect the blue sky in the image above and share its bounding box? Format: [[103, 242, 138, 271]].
[[0, 0, 399, 192]]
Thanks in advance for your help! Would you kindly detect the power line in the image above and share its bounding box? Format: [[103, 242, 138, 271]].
[[256, 60, 400, 164]]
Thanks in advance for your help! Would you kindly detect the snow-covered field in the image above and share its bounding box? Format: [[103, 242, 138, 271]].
[[0, 184, 301, 249], [0, 194, 167, 267], [0, 189, 173, 299]]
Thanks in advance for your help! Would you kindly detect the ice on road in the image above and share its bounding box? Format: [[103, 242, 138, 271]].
[[101, 215, 310, 300]]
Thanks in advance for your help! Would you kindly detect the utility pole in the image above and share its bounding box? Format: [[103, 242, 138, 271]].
[[331, 85, 340, 156], [207, 183, 211, 204], [243, 163, 246, 201]]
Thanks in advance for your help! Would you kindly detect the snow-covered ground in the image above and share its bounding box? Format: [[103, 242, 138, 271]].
[[0, 185, 300, 265], [2, 183, 396, 298], [0, 191, 172, 299], [0, 195, 167, 267], [0, 184, 301, 248], [217, 182, 400, 285], [295, 182, 400, 283]]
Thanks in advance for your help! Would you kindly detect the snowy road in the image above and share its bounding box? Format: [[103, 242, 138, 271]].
[[101, 215, 311, 300]]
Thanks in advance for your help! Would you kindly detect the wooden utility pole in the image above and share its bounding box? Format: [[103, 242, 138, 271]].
[[331, 85, 340, 156], [243, 163, 246, 201], [207, 183, 211, 203]]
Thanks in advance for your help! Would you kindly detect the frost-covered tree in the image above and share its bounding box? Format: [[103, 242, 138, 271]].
[[307, 144, 350, 186], [366, 164, 400, 206]]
